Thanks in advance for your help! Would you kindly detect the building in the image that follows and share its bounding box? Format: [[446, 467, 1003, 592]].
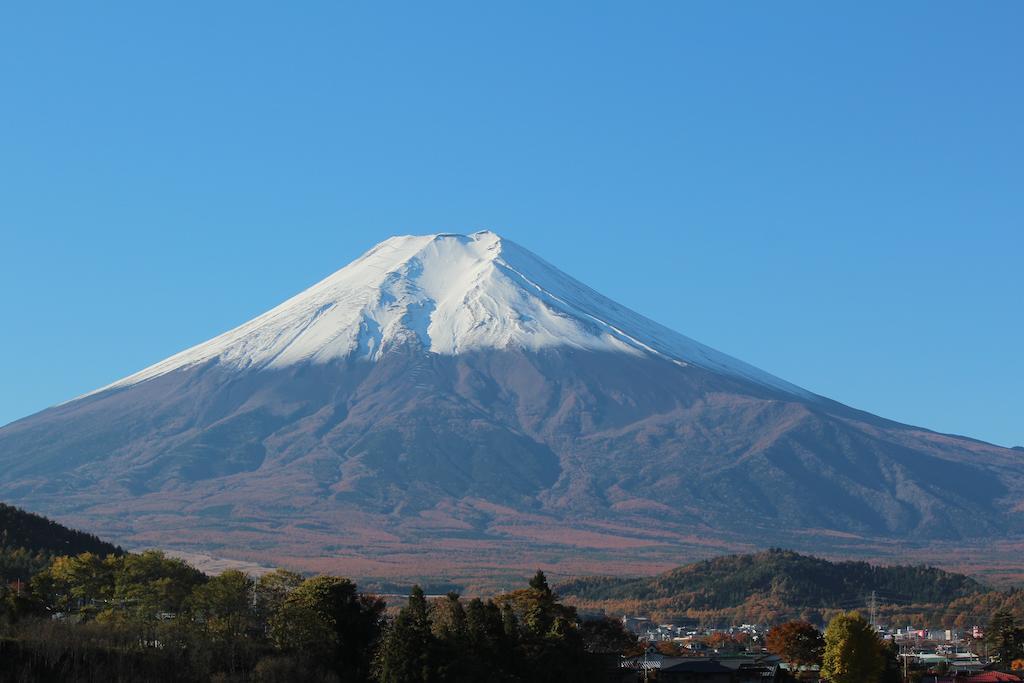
[[659, 660, 734, 682]]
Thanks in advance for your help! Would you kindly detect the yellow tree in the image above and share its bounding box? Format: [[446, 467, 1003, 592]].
[[821, 611, 884, 683]]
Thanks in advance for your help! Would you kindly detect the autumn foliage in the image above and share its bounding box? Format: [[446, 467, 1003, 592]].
[[765, 620, 824, 668]]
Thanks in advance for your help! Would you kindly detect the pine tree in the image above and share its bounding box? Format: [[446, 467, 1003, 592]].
[[374, 585, 437, 683], [529, 569, 552, 596]]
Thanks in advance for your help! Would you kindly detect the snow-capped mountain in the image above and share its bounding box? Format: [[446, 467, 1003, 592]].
[[94, 231, 808, 398], [1, 232, 1021, 581]]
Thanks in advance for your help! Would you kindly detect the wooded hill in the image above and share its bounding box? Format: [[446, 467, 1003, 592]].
[[557, 549, 986, 624], [1, 502, 123, 582]]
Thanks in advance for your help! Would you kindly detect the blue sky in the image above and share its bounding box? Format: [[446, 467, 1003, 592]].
[[1, 2, 1021, 446]]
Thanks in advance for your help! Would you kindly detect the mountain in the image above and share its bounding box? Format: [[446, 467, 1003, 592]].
[[557, 548, 983, 613], [0, 231, 1021, 582]]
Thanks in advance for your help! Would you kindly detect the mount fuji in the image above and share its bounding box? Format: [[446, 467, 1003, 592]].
[[1, 231, 1020, 581]]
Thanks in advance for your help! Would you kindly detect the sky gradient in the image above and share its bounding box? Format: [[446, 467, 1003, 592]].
[[1, 2, 1021, 446]]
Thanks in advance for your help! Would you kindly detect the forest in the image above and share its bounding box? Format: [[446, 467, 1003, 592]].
[[0, 502, 636, 681], [556, 548, 1023, 627], [0, 502, 123, 583], [2, 551, 635, 682]]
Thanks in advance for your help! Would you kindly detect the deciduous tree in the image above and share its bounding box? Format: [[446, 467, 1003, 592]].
[[766, 620, 824, 669], [271, 575, 383, 681], [821, 611, 884, 683]]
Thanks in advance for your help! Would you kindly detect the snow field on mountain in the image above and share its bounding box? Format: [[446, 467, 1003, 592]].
[[90, 231, 810, 399]]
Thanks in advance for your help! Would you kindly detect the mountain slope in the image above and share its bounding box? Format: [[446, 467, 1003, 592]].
[[0, 232, 1021, 581]]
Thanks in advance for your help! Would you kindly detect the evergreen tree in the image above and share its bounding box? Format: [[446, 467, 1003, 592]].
[[374, 585, 437, 683], [986, 609, 1024, 667], [529, 569, 552, 595]]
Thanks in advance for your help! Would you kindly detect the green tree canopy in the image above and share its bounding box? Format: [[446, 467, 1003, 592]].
[[254, 568, 303, 630], [271, 574, 384, 681]]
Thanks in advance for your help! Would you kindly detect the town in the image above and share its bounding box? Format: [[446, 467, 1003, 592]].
[[614, 614, 1007, 681]]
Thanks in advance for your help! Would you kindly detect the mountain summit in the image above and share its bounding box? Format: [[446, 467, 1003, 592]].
[[97, 231, 806, 398], [1, 232, 1021, 581]]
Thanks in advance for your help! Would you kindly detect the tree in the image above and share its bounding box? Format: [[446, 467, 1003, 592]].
[[987, 610, 1024, 667], [530, 570, 552, 595], [707, 631, 742, 652], [879, 640, 902, 683], [821, 611, 885, 683], [431, 592, 468, 641], [188, 569, 256, 675], [766, 620, 824, 669], [374, 585, 437, 683], [465, 596, 518, 678], [579, 617, 637, 655], [496, 570, 576, 640], [113, 550, 206, 618], [524, 570, 557, 637], [0, 580, 44, 625], [254, 568, 303, 633], [271, 575, 383, 681], [31, 552, 116, 616]]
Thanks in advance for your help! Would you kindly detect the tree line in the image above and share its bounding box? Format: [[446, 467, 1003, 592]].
[[765, 608, 1024, 682], [0, 549, 636, 682]]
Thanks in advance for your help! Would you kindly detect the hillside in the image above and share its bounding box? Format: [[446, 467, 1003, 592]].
[[557, 549, 984, 623], [1, 502, 122, 581]]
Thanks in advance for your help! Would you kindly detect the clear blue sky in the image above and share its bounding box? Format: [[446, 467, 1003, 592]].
[[1, 3, 1021, 446]]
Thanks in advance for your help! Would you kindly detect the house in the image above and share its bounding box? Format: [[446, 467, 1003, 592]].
[[734, 662, 782, 681]]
